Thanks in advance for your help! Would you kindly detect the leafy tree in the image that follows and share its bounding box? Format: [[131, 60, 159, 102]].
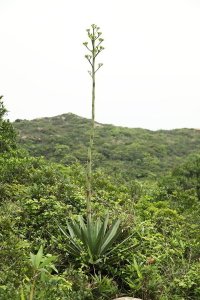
[[172, 153, 200, 201], [0, 96, 17, 153]]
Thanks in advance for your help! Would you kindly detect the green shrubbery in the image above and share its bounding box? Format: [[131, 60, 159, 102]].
[[1, 146, 200, 299]]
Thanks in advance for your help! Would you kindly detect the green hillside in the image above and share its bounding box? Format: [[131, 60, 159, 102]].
[[1, 99, 200, 299], [13, 113, 200, 179]]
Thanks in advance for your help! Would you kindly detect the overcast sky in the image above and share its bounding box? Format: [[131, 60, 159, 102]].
[[0, 0, 200, 130]]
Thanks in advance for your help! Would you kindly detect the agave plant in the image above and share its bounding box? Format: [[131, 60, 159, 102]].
[[59, 26, 133, 267], [60, 215, 121, 264]]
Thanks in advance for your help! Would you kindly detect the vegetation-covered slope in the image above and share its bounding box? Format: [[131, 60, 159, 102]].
[[14, 113, 200, 178], [1, 97, 200, 299]]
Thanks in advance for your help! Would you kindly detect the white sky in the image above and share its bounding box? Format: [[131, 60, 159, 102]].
[[0, 0, 200, 130]]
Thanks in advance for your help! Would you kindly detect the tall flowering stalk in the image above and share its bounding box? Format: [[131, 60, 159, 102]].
[[60, 26, 126, 269], [83, 24, 104, 217]]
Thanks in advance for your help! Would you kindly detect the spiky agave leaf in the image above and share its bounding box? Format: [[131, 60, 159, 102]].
[[60, 215, 122, 264], [59, 224, 82, 256], [100, 219, 121, 255]]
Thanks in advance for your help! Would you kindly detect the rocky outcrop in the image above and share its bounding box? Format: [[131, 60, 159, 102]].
[[113, 298, 142, 300]]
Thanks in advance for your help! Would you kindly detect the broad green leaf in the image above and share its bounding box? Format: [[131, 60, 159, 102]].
[[40, 255, 57, 268], [35, 245, 44, 268], [30, 252, 36, 268], [133, 257, 142, 278]]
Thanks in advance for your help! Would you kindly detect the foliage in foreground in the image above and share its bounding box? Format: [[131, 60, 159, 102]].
[[1, 146, 200, 299]]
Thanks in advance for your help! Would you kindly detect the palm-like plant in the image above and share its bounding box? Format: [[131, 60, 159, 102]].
[[60, 215, 121, 264]]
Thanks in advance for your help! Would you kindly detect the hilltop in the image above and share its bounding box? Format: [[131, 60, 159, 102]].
[[13, 113, 200, 179]]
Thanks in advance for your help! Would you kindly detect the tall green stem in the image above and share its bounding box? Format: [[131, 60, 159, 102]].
[[84, 24, 104, 218], [29, 278, 36, 300]]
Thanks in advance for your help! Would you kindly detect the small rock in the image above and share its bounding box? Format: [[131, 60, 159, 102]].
[[113, 298, 142, 300]]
